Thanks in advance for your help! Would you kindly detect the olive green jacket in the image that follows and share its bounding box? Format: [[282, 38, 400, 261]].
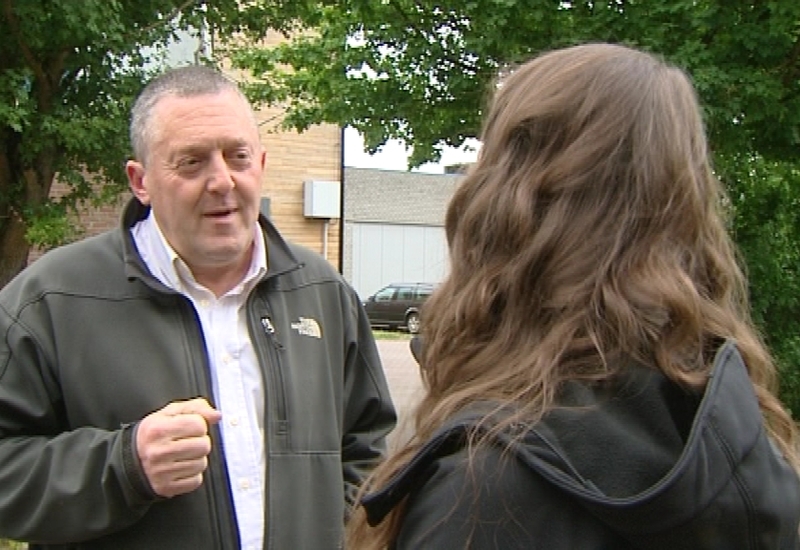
[[0, 199, 396, 549]]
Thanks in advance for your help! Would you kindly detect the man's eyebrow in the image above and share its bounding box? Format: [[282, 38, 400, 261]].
[[170, 138, 253, 157], [166, 145, 207, 164], [223, 138, 254, 149], [174, 144, 207, 155]]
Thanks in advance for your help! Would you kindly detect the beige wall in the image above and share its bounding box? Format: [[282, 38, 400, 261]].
[[257, 105, 342, 269]]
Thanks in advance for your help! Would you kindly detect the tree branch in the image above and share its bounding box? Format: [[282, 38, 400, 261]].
[[2, 0, 47, 90], [386, 0, 480, 75], [124, 0, 197, 40], [781, 35, 800, 89]]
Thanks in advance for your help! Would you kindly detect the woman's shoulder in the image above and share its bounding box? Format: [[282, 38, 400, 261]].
[[387, 425, 623, 549]]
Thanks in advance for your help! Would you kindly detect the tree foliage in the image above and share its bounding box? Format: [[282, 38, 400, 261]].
[[724, 153, 800, 412], [230, 0, 800, 413], [232, 0, 800, 164], [1, 0, 183, 284]]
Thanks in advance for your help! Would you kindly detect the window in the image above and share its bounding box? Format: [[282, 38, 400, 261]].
[[375, 287, 396, 302], [397, 288, 415, 301]]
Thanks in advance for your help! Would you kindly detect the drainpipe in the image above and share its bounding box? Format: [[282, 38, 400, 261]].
[[338, 126, 345, 274], [322, 218, 330, 259]]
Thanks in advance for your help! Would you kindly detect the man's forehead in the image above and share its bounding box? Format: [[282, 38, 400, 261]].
[[153, 89, 256, 121], [151, 95, 261, 144], [171, 136, 257, 152]]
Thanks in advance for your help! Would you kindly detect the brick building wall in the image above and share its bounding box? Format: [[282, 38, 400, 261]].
[[257, 106, 342, 268]]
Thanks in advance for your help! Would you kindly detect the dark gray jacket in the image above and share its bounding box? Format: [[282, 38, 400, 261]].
[[0, 199, 396, 549], [364, 341, 800, 549]]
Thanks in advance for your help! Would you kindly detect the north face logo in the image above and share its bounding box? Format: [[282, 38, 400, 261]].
[[290, 317, 322, 339]]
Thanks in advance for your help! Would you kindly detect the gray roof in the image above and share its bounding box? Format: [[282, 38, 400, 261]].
[[343, 167, 462, 225]]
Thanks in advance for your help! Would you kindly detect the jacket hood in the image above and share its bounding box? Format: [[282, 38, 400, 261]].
[[364, 340, 800, 548]]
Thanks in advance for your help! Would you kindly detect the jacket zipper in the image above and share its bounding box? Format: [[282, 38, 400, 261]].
[[255, 310, 289, 435], [250, 297, 289, 549]]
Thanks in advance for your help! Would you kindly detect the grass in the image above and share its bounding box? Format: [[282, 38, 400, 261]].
[[372, 329, 413, 340], [0, 542, 25, 549]]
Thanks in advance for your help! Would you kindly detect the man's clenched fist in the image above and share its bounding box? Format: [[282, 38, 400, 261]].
[[135, 398, 222, 498]]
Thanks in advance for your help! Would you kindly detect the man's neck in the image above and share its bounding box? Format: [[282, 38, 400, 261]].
[[191, 248, 254, 298]]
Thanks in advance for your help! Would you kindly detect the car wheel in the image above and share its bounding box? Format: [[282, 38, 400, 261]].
[[406, 312, 421, 334]]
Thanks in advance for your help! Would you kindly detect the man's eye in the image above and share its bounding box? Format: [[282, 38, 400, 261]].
[[178, 157, 200, 167], [175, 157, 204, 174], [227, 150, 252, 166]]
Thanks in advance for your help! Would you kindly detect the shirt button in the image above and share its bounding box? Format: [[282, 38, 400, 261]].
[[239, 479, 250, 490], [228, 416, 240, 427]]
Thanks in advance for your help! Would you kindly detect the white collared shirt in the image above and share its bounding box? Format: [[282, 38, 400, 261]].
[[132, 213, 267, 550]]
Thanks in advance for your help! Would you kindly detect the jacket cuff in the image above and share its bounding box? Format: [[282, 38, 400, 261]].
[[122, 422, 162, 500]]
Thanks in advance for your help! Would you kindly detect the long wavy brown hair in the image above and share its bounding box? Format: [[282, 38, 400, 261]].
[[346, 43, 799, 548]]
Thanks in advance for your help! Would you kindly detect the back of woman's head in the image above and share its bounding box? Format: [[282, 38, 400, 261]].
[[347, 43, 798, 550], [420, 43, 792, 449]]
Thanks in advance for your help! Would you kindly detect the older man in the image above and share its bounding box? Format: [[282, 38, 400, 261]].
[[0, 65, 395, 549]]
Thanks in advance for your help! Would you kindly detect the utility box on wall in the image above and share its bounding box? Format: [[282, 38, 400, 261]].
[[304, 180, 341, 219]]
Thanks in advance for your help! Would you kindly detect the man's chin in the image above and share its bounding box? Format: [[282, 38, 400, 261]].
[[203, 241, 254, 265]]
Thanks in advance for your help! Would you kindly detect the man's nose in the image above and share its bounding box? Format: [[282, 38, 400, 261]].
[[206, 151, 235, 193]]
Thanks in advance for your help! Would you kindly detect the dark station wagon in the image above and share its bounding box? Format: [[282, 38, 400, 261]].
[[362, 282, 435, 334]]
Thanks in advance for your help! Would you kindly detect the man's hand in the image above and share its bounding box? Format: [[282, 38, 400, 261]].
[[136, 398, 222, 498]]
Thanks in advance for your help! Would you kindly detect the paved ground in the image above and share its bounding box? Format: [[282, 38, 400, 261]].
[[375, 339, 423, 450]]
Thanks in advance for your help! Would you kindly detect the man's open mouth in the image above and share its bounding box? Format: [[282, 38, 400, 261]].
[[207, 208, 236, 218]]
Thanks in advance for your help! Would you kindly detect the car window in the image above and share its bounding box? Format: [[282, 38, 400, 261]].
[[375, 286, 396, 302], [397, 287, 415, 301], [416, 288, 433, 300]]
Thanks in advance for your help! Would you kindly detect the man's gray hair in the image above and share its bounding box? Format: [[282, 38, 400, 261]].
[[130, 65, 254, 163]]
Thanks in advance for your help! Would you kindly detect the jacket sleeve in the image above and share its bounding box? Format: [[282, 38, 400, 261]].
[[0, 305, 155, 543], [341, 294, 397, 512], [394, 447, 621, 549]]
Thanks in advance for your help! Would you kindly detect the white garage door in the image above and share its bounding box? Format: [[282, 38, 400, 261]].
[[351, 223, 448, 300]]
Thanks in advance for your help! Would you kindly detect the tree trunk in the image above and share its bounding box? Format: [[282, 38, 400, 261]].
[[0, 147, 46, 290], [0, 212, 30, 288]]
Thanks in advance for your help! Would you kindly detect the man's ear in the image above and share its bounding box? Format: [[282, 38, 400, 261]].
[[126, 160, 150, 205]]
